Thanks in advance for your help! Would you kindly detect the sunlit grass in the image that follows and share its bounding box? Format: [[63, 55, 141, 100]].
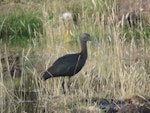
[[0, 0, 150, 112]]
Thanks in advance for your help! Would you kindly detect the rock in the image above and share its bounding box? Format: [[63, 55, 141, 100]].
[[117, 104, 139, 113]]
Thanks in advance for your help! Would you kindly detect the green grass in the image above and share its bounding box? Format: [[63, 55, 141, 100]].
[[122, 23, 150, 45], [0, 0, 150, 113], [0, 10, 42, 47]]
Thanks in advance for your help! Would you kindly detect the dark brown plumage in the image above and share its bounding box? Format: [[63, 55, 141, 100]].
[[42, 33, 100, 93], [42, 33, 100, 80]]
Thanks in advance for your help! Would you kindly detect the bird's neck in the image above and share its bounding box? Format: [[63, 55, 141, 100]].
[[80, 41, 88, 59]]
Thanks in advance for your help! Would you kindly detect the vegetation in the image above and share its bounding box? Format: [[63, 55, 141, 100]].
[[0, 10, 42, 47], [0, 0, 149, 113]]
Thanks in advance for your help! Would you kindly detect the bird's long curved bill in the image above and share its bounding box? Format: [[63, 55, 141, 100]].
[[90, 37, 101, 48], [92, 40, 101, 48]]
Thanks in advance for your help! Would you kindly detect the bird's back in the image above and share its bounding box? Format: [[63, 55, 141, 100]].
[[42, 53, 87, 80]]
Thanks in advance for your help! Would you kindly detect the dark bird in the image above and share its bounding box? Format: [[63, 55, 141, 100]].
[[42, 33, 100, 92]]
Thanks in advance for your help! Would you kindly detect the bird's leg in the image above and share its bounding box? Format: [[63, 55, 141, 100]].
[[62, 77, 66, 94], [67, 77, 71, 93], [62, 77, 71, 94]]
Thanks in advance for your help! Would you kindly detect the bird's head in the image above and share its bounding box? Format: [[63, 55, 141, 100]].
[[80, 33, 101, 48], [80, 33, 93, 42]]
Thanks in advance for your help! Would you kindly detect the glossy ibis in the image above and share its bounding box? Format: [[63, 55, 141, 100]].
[[42, 33, 100, 92]]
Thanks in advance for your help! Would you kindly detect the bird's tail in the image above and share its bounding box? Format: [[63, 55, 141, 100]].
[[42, 71, 52, 80]]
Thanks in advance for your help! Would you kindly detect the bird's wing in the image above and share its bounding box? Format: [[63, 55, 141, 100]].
[[47, 54, 81, 76]]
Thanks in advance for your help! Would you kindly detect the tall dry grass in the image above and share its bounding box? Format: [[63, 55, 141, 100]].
[[0, 0, 150, 112]]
